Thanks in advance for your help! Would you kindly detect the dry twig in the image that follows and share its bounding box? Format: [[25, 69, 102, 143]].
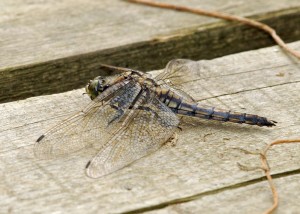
[[126, 0, 300, 60], [259, 139, 300, 214]]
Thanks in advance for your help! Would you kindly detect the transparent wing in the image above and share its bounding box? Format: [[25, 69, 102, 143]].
[[34, 80, 141, 159], [155, 59, 197, 102], [154, 59, 194, 82], [86, 93, 180, 178]]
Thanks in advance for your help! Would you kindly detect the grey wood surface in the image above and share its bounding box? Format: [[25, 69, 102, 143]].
[[1, 41, 300, 214], [1, 0, 300, 103]]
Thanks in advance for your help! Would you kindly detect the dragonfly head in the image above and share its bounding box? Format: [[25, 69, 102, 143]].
[[85, 76, 109, 100]]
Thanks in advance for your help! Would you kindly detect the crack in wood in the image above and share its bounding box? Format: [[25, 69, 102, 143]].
[[177, 62, 299, 85], [121, 168, 300, 214], [196, 80, 300, 102]]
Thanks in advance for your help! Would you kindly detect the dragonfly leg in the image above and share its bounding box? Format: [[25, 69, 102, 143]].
[[164, 132, 179, 147], [107, 105, 125, 125]]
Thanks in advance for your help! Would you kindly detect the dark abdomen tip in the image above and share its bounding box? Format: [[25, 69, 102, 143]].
[[256, 117, 277, 127], [261, 119, 277, 127]]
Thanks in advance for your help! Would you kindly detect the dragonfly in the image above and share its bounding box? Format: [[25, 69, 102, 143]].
[[35, 59, 276, 178]]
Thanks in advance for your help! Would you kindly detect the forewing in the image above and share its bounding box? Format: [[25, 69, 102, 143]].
[[34, 80, 141, 159], [86, 95, 180, 178]]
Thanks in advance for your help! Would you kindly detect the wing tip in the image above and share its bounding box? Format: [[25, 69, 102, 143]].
[[85, 161, 108, 179], [85, 160, 91, 169], [36, 135, 45, 142], [85, 162, 99, 179]]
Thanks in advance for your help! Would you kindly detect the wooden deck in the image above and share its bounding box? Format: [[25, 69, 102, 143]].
[[1, 1, 300, 213]]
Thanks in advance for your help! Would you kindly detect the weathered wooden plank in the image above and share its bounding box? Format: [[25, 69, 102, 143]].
[[0, 41, 300, 213], [1, 1, 300, 103], [144, 173, 300, 214]]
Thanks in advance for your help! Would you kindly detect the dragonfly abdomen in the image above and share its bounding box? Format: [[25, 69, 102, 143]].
[[157, 88, 276, 127], [179, 104, 275, 127]]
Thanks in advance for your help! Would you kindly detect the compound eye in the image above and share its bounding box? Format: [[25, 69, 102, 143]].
[[96, 78, 107, 92]]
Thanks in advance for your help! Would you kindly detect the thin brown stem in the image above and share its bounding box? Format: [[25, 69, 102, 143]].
[[259, 139, 300, 214], [126, 0, 300, 60]]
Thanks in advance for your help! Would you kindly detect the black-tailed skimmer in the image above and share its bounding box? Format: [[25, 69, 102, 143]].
[[35, 60, 276, 178]]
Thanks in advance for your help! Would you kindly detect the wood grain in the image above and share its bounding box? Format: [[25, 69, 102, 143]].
[[1, 41, 300, 213], [1, 1, 300, 103]]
